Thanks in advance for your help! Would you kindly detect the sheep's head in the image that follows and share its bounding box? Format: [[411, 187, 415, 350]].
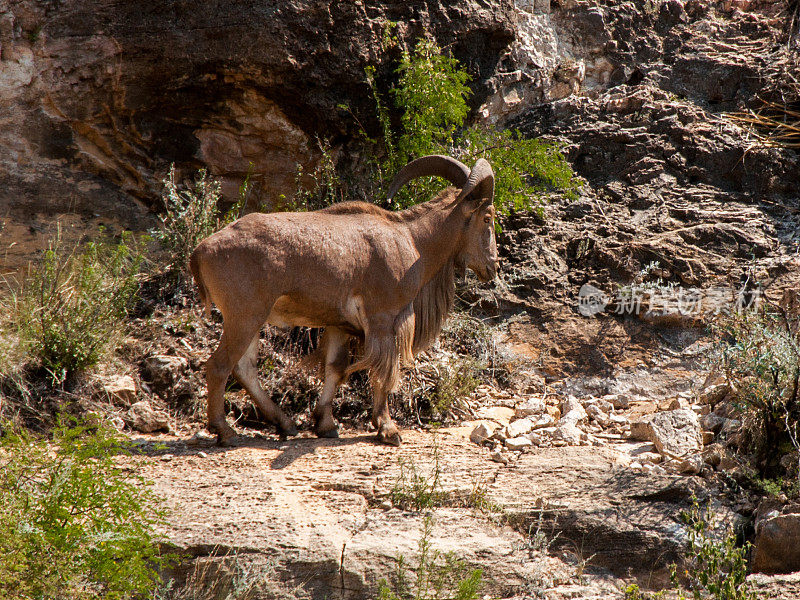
[[387, 155, 498, 282]]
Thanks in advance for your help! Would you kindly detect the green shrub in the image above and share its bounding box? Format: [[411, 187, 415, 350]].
[[6, 230, 142, 383], [0, 418, 169, 599], [377, 515, 483, 600], [624, 500, 758, 600], [459, 126, 582, 216], [367, 39, 581, 215], [715, 307, 800, 476]]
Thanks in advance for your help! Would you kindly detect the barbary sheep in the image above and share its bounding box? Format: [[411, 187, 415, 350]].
[[189, 154, 497, 446]]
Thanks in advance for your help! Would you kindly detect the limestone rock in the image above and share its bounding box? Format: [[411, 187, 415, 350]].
[[102, 375, 137, 405], [505, 436, 533, 451], [514, 396, 546, 418], [699, 383, 730, 405], [631, 409, 702, 457], [560, 396, 588, 424], [145, 355, 189, 386], [586, 403, 609, 426], [470, 421, 497, 445], [679, 455, 704, 475], [505, 417, 535, 438], [126, 400, 170, 433], [552, 422, 584, 445]]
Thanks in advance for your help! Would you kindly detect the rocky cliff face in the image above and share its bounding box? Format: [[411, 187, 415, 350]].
[[0, 0, 515, 271]]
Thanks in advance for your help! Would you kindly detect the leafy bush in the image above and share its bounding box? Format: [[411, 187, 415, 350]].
[[377, 515, 483, 600], [367, 39, 581, 215], [715, 307, 800, 476], [5, 230, 143, 383], [0, 419, 169, 599], [459, 127, 582, 216], [283, 139, 345, 212], [623, 500, 757, 600]]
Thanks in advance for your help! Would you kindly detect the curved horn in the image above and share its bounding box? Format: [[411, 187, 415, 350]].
[[456, 158, 495, 202], [386, 155, 471, 201]]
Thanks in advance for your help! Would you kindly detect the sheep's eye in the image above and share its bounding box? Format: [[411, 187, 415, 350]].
[[483, 215, 491, 224]]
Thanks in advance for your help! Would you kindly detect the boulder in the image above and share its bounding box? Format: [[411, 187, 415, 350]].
[[552, 422, 584, 445], [126, 400, 170, 433], [630, 409, 702, 457], [145, 354, 189, 387], [560, 397, 588, 424], [505, 436, 533, 451], [586, 404, 609, 426], [754, 506, 800, 574]]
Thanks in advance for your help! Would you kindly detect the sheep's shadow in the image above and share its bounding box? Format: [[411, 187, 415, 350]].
[[127, 430, 381, 470]]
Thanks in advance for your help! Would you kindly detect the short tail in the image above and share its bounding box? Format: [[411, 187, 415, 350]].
[[188, 251, 212, 318]]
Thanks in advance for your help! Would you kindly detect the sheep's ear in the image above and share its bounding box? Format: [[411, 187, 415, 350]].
[[466, 197, 494, 215]]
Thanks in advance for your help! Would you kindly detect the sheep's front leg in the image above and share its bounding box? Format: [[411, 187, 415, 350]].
[[312, 327, 349, 438], [372, 379, 401, 446]]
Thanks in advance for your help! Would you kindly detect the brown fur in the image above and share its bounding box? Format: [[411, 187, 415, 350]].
[[190, 179, 498, 446]]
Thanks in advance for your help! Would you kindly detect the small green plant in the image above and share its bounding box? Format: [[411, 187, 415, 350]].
[[391, 443, 445, 511], [377, 515, 483, 600], [624, 584, 665, 600], [715, 306, 800, 477], [670, 500, 757, 600], [0, 418, 170, 599], [5, 230, 143, 383]]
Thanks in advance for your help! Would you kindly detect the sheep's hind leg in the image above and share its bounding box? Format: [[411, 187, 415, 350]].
[[206, 328, 255, 446], [233, 334, 298, 438], [313, 327, 349, 439]]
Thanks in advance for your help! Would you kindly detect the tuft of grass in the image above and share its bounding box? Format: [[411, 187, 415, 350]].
[[2, 229, 143, 384], [156, 551, 282, 600], [391, 443, 445, 511], [0, 417, 171, 599], [377, 515, 483, 600]]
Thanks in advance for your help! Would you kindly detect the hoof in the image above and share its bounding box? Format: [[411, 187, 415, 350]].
[[210, 423, 237, 447], [377, 425, 402, 447], [316, 427, 340, 439], [280, 423, 299, 438]]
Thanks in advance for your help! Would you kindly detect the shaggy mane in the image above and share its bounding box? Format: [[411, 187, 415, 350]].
[[411, 258, 456, 355]]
